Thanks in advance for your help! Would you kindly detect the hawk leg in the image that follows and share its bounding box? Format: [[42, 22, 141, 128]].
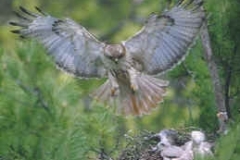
[[128, 68, 139, 93], [108, 72, 119, 96]]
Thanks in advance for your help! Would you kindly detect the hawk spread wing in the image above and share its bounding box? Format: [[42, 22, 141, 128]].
[[124, 0, 204, 75], [11, 7, 106, 78]]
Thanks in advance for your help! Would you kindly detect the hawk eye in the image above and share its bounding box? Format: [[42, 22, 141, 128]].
[[105, 54, 114, 60], [116, 53, 124, 59]]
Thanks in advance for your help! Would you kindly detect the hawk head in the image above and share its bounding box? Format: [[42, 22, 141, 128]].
[[104, 44, 126, 63]]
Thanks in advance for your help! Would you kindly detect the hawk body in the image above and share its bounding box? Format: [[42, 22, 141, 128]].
[[10, 0, 205, 116]]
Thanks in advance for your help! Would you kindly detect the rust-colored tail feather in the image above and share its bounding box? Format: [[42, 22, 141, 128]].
[[91, 74, 168, 116]]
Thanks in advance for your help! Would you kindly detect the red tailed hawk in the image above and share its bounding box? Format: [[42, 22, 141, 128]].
[[10, 0, 204, 116]]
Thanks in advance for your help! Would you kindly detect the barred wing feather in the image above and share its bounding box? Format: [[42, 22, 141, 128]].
[[10, 7, 106, 78], [124, 0, 205, 75]]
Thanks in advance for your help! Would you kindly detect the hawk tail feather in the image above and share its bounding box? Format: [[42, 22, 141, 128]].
[[91, 75, 169, 116], [91, 80, 113, 104], [118, 74, 169, 116]]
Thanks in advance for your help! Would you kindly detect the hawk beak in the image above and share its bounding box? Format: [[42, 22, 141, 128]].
[[114, 58, 118, 63]]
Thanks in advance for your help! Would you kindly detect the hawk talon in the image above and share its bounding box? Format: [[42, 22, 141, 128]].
[[130, 84, 138, 92], [110, 86, 118, 96]]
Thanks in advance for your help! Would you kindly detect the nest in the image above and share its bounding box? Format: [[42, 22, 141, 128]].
[[117, 128, 214, 160]]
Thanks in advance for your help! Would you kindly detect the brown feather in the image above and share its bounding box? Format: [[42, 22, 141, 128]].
[[91, 74, 168, 116]]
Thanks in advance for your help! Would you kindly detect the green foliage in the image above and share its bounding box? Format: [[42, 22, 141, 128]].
[[206, 0, 240, 118], [0, 42, 123, 159], [0, 0, 240, 159], [214, 122, 240, 160]]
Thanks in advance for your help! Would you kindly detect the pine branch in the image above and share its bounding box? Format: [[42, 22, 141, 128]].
[[15, 80, 52, 115]]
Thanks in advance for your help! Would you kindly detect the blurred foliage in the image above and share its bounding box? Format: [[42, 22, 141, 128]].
[[0, 0, 240, 159]]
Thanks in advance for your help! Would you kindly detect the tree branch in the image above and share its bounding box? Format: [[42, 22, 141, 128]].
[[224, 45, 237, 119], [200, 22, 228, 134]]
